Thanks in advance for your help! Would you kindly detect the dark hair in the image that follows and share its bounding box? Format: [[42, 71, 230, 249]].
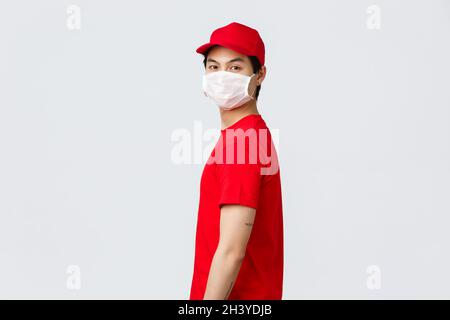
[[202, 46, 262, 100]]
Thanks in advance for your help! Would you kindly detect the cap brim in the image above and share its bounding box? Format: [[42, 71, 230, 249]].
[[196, 42, 216, 55], [196, 42, 254, 59]]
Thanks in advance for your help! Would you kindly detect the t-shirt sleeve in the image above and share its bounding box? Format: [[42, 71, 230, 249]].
[[216, 160, 262, 210]]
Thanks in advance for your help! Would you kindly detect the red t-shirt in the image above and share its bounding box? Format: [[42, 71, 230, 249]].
[[189, 114, 284, 300]]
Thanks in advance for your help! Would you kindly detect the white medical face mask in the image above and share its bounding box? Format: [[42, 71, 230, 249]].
[[202, 71, 256, 110]]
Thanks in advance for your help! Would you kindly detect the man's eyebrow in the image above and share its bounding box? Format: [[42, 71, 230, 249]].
[[206, 58, 219, 64], [226, 57, 245, 64], [206, 57, 245, 64]]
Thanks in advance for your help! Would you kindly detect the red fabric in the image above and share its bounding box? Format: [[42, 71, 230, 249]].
[[196, 22, 266, 66], [189, 114, 283, 300]]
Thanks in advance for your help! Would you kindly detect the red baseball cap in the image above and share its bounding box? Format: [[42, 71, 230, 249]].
[[196, 22, 265, 66]]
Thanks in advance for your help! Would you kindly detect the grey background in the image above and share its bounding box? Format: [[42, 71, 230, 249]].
[[0, 0, 449, 299]]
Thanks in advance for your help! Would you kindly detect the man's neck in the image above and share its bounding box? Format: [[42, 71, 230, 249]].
[[219, 100, 259, 130]]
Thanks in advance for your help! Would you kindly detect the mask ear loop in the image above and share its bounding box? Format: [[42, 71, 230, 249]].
[[247, 74, 257, 99]]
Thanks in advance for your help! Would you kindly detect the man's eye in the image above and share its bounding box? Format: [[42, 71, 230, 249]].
[[208, 65, 218, 70], [230, 66, 241, 71]]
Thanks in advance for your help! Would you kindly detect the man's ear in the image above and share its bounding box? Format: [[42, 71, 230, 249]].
[[257, 66, 267, 85]]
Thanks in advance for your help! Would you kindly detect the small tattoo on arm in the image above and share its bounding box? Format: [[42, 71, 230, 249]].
[[245, 222, 253, 227]]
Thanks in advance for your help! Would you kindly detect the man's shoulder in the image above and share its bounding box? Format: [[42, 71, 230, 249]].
[[223, 116, 270, 137]]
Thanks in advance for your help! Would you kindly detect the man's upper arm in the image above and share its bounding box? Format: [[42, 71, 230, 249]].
[[217, 204, 256, 259]]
